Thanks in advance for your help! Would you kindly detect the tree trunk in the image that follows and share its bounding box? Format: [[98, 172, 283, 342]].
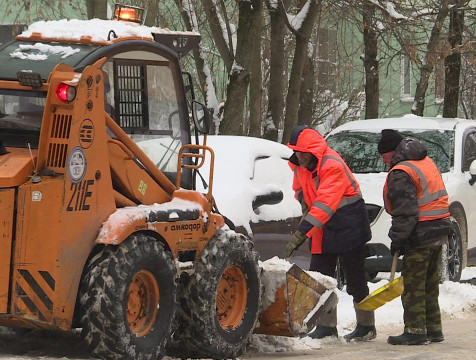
[[144, 0, 159, 27], [86, 0, 107, 19], [282, 1, 321, 144], [248, 0, 264, 137], [363, 1, 379, 119], [443, 7, 464, 118], [298, 52, 314, 127], [175, 0, 219, 134], [263, 2, 288, 141], [220, 1, 256, 135], [200, 0, 234, 73], [412, 0, 450, 116]]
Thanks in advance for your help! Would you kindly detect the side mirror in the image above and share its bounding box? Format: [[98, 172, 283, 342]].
[[252, 190, 284, 210], [191, 100, 210, 135], [469, 160, 476, 186], [182, 72, 195, 104]]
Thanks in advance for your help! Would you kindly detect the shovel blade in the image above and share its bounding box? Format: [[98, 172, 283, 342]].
[[355, 276, 404, 311], [255, 264, 338, 337]]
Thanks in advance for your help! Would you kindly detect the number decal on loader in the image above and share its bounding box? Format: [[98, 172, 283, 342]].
[[66, 179, 94, 212]]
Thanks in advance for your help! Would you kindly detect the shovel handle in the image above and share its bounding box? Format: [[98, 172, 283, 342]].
[[389, 251, 399, 282]]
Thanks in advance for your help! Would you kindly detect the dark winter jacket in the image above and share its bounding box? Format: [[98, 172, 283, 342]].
[[385, 138, 452, 251], [288, 126, 372, 254]]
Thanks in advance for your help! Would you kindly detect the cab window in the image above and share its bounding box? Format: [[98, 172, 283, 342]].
[[102, 56, 190, 187]]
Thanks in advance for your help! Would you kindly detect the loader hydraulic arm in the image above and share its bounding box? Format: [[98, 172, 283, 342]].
[[105, 113, 176, 199]]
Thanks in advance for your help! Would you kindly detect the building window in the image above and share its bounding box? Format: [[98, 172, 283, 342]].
[[317, 28, 338, 92], [434, 40, 447, 101], [434, 60, 445, 101], [400, 53, 412, 99]]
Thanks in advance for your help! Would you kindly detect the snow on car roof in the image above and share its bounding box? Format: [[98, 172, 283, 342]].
[[17, 18, 198, 44], [327, 115, 462, 135], [199, 136, 300, 234]]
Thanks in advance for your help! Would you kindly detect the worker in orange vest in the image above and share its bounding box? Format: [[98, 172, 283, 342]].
[[379, 129, 452, 345], [285, 125, 374, 342]]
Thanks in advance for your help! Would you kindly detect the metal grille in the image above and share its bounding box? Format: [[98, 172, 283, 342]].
[[115, 62, 148, 129], [46, 112, 71, 170]]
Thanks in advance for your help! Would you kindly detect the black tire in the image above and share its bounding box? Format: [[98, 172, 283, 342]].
[[78, 234, 177, 360], [440, 217, 463, 282], [167, 228, 261, 359]]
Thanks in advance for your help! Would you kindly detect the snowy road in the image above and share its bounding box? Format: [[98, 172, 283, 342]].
[[0, 267, 475, 359], [244, 311, 476, 360], [0, 311, 474, 359]]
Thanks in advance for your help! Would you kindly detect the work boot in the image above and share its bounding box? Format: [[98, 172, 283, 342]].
[[427, 331, 444, 343], [344, 325, 377, 342], [309, 304, 337, 339], [387, 332, 428, 345], [345, 306, 376, 341], [308, 326, 338, 339]]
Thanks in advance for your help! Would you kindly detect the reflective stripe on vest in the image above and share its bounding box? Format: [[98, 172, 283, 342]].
[[320, 155, 362, 208], [384, 157, 449, 221], [303, 155, 362, 228]]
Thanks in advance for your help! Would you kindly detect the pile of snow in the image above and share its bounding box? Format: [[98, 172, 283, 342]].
[[250, 266, 476, 353], [259, 257, 293, 310]]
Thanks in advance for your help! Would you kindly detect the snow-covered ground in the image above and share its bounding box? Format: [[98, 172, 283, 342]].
[[0, 265, 475, 359], [249, 265, 476, 353]]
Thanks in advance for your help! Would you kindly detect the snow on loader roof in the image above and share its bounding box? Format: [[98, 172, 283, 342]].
[[17, 18, 199, 45]]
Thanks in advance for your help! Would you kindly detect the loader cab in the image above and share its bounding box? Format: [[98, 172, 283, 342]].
[[90, 44, 194, 188], [0, 30, 201, 189]]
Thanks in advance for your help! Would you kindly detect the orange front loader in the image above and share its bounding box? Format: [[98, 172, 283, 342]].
[[0, 8, 337, 360]]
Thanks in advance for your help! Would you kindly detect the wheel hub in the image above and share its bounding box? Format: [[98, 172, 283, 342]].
[[216, 265, 247, 330], [127, 270, 160, 336]]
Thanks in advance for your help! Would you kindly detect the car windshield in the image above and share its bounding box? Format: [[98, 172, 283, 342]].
[[326, 129, 453, 173], [0, 90, 46, 148]]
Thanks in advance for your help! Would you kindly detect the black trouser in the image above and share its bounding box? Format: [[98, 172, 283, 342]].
[[309, 244, 369, 302]]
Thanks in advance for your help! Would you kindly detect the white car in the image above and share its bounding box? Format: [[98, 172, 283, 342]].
[[326, 116, 476, 281], [195, 136, 306, 263]]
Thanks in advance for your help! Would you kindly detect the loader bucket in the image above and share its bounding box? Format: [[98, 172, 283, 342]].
[[256, 261, 338, 337]]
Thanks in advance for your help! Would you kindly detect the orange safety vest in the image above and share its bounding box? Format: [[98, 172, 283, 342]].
[[383, 157, 450, 221], [294, 154, 362, 254]]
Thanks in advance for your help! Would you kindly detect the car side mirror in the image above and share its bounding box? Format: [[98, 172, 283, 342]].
[[252, 190, 284, 210], [191, 101, 210, 134], [469, 160, 476, 186]]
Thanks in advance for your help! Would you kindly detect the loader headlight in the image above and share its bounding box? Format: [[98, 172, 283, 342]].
[[55, 82, 76, 102]]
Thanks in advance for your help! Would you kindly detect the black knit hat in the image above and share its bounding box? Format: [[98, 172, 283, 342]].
[[378, 129, 404, 154], [288, 125, 309, 146]]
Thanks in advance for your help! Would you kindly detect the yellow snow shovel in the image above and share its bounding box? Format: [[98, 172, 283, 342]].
[[355, 252, 404, 311]]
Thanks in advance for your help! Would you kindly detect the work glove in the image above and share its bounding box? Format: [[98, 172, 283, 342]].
[[390, 243, 404, 256], [285, 231, 307, 259]]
